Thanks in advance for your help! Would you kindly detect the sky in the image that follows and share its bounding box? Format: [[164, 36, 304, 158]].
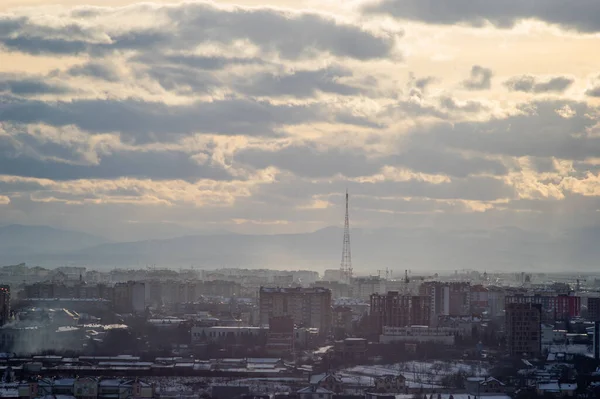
[[1, 0, 600, 241]]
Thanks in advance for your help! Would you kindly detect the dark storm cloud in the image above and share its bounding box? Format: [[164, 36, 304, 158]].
[[235, 66, 363, 98], [406, 100, 600, 160], [0, 97, 328, 142], [364, 0, 600, 33], [462, 65, 493, 90], [504, 75, 574, 93], [0, 74, 72, 96], [0, 3, 396, 60]]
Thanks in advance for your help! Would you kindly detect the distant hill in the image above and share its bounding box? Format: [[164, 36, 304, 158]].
[[0, 224, 108, 260], [3, 225, 600, 272]]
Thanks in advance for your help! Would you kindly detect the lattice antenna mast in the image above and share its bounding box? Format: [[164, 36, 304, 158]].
[[340, 190, 353, 282]]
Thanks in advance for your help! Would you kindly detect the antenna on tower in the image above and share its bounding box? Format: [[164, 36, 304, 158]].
[[340, 189, 353, 283]]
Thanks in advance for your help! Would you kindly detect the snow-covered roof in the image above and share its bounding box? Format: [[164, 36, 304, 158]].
[[537, 381, 577, 392]]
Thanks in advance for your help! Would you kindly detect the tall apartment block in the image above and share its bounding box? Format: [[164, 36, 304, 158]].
[[419, 282, 471, 326], [506, 302, 542, 357], [259, 287, 332, 334], [113, 281, 146, 314], [0, 285, 9, 326], [370, 291, 430, 335], [589, 297, 600, 322], [505, 294, 580, 322]]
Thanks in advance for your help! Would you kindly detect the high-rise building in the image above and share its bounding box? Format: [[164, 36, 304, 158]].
[[0, 285, 10, 326], [259, 287, 332, 333], [505, 294, 580, 322], [419, 282, 471, 325], [266, 316, 294, 355], [113, 281, 146, 314], [370, 291, 430, 334], [589, 297, 600, 322], [506, 303, 541, 357]]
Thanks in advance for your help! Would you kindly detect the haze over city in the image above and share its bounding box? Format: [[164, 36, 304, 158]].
[[3, 0, 600, 272], [6, 2, 600, 399]]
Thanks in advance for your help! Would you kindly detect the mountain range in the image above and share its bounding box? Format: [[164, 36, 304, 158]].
[[1, 224, 600, 272]]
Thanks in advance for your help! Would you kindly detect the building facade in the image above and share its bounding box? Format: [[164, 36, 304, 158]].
[[259, 287, 332, 333], [370, 292, 431, 334], [419, 282, 471, 325], [506, 302, 542, 357], [0, 285, 9, 326], [588, 297, 600, 322], [505, 294, 580, 321], [113, 281, 146, 314]]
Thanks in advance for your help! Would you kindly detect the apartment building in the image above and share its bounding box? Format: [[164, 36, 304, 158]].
[[113, 281, 146, 314], [0, 285, 9, 326], [370, 291, 431, 334], [259, 287, 332, 333], [505, 294, 580, 321], [419, 282, 471, 325], [506, 302, 542, 357]]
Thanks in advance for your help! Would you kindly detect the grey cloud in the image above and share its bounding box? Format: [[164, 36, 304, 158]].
[[390, 148, 507, 178], [0, 135, 231, 182], [390, 100, 448, 119], [585, 85, 600, 97], [141, 65, 221, 95], [258, 174, 513, 203], [133, 54, 266, 71], [235, 66, 362, 98], [462, 65, 493, 90], [1, 3, 395, 60], [0, 97, 328, 142], [0, 74, 72, 96], [166, 4, 396, 60], [505, 75, 574, 93], [66, 62, 120, 82], [407, 100, 600, 160], [355, 176, 513, 202], [415, 76, 437, 90], [335, 113, 385, 129], [439, 96, 486, 113], [364, 0, 600, 33], [236, 144, 382, 178], [236, 141, 507, 179]]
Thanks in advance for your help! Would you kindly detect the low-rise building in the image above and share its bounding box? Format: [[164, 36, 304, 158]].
[[379, 325, 458, 345], [536, 381, 577, 397], [333, 338, 367, 362], [373, 374, 406, 393], [297, 386, 334, 399], [191, 326, 266, 344], [18, 378, 154, 399], [465, 377, 505, 395]]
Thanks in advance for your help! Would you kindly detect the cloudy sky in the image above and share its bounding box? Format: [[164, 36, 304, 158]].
[[2, 0, 600, 241]]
